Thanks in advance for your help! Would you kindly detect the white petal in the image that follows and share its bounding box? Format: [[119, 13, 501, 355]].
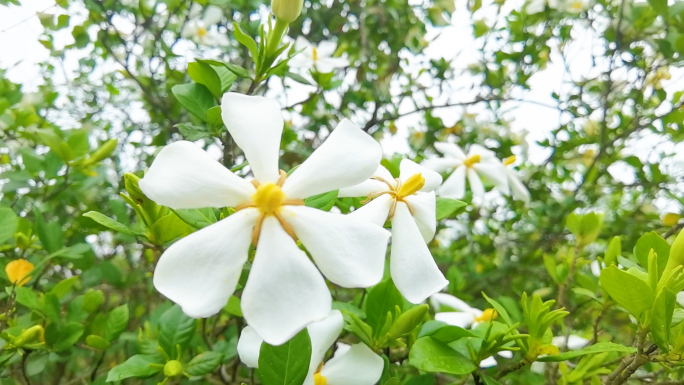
[[403, 192, 437, 242], [316, 41, 338, 57], [479, 356, 498, 368], [473, 162, 508, 189], [337, 180, 388, 198], [349, 194, 392, 226], [320, 343, 384, 385], [283, 206, 390, 288], [434, 142, 467, 160], [237, 326, 263, 368], [283, 119, 381, 199], [530, 361, 546, 374], [421, 157, 462, 173], [552, 335, 589, 350], [305, 310, 344, 382], [202, 5, 223, 25], [390, 202, 448, 303], [241, 217, 332, 345], [139, 141, 255, 209], [399, 159, 442, 192], [429, 293, 474, 313], [153, 209, 258, 318], [294, 36, 311, 51], [498, 350, 514, 359], [434, 312, 476, 328], [315, 57, 349, 73], [467, 168, 485, 199], [506, 170, 530, 203], [288, 54, 312, 69], [468, 144, 497, 159], [221, 93, 283, 183], [438, 165, 466, 199]]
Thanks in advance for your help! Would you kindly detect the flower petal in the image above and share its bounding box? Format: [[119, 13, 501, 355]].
[[305, 310, 344, 382], [315, 57, 349, 73], [498, 351, 514, 359], [153, 208, 258, 318], [506, 170, 531, 203], [241, 216, 332, 345], [473, 162, 508, 189], [338, 166, 392, 198], [479, 356, 497, 368], [349, 194, 392, 225], [237, 326, 263, 368], [434, 142, 467, 160], [316, 41, 338, 57], [435, 312, 476, 328], [283, 206, 390, 288], [221, 93, 283, 183], [422, 157, 461, 173], [390, 202, 448, 303], [202, 5, 223, 25], [320, 343, 384, 385], [282, 119, 381, 199], [438, 165, 466, 199], [467, 168, 485, 199], [139, 141, 255, 209], [429, 293, 474, 313], [403, 192, 437, 242], [400, 159, 442, 192]]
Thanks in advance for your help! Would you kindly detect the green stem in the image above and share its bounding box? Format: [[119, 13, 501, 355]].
[[266, 18, 288, 58]]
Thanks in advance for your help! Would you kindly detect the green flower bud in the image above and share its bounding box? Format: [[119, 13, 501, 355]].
[[664, 230, 684, 273], [271, 0, 303, 23], [124, 172, 147, 202], [164, 360, 184, 378], [89, 139, 118, 163], [14, 325, 44, 347]]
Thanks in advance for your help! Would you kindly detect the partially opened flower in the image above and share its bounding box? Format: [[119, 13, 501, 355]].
[[422, 142, 507, 201], [181, 5, 229, 46], [501, 156, 530, 203], [430, 293, 513, 368], [289, 37, 350, 73], [139, 93, 390, 345], [338, 159, 448, 303], [237, 310, 384, 385]]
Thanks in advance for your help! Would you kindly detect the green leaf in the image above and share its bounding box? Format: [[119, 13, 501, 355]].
[[634, 231, 670, 277], [286, 71, 313, 85], [35, 210, 63, 254], [408, 337, 477, 375], [436, 198, 468, 220], [388, 304, 428, 339], [222, 62, 251, 78], [44, 293, 61, 324], [425, 324, 477, 344], [341, 311, 373, 346], [105, 354, 163, 382], [537, 342, 637, 362], [15, 287, 42, 311], [366, 279, 404, 337], [176, 123, 212, 141], [599, 266, 655, 319], [83, 211, 146, 237], [185, 351, 223, 376], [206, 106, 223, 126], [150, 214, 194, 244], [605, 236, 621, 266], [258, 328, 312, 385], [0, 207, 18, 244], [543, 255, 558, 283], [173, 208, 218, 229], [82, 289, 104, 313], [648, 0, 667, 16], [226, 295, 242, 317], [304, 190, 338, 211], [104, 304, 129, 342], [51, 276, 79, 299], [54, 322, 85, 351], [159, 305, 197, 357], [232, 22, 259, 63], [171, 83, 216, 122], [482, 293, 513, 326], [188, 61, 223, 99], [86, 334, 111, 350], [651, 288, 675, 352]]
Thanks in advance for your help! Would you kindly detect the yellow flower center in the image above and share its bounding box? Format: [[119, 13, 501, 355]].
[[5, 259, 34, 287], [571, 1, 582, 9], [196, 27, 208, 37], [474, 308, 498, 323], [362, 173, 425, 220], [463, 154, 481, 168], [312, 47, 318, 62], [396, 173, 425, 199], [503, 155, 516, 166], [235, 170, 304, 246], [314, 373, 327, 385]]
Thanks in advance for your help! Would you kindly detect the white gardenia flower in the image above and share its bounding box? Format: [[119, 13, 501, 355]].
[[430, 293, 513, 368], [289, 37, 350, 73], [181, 5, 229, 46], [502, 156, 530, 203], [338, 160, 448, 303], [237, 310, 384, 385], [422, 142, 508, 201], [138, 93, 391, 345]]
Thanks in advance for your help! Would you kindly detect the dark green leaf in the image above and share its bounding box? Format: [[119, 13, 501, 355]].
[[105, 354, 163, 382], [104, 304, 129, 341], [185, 351, 223, 376], [171, 83, 216, 122], [408, 337, 477, 375], [258, 329, 312, 385], [159, 305, 197, 357], [537, 342, 637, 362]]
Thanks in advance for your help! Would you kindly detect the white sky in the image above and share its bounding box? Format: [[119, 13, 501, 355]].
[[1, 0, 683, 214]]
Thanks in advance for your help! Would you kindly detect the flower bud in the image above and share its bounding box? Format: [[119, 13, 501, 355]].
[[164, 360, 184, 378], [89, 139, 118, 163], [271, 0, 303, 23], [124, 173, 147, 202], [14, 325, 45, 347]]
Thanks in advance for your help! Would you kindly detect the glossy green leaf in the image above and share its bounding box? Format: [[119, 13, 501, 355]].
[[171, 83, 216, 122], [599, 266, 655, 319], [105, 354, 163, 382], [185, 351, 223, 376], [104, 304, 129, 341], [258, 329, 312, 385], [408, 337, 477, 375], [159, 305, 197, 357], [0, 207, 18, 244], [366, 279, 404, 337], [436, 197, 468, 220], [537, 342, 637, 362], [651, 287, 675, 352]]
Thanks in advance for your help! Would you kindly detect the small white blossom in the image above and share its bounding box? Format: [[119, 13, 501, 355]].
[[181, 5, 229, 46], [501, 156, 531, 203], [237, 311, 384, 385], [289, 37, 350, 73]]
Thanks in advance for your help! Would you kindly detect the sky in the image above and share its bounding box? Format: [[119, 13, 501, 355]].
[[1, 0, 683, 214]]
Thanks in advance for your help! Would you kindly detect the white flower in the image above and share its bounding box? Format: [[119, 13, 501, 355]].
[[501, 156, 530, 203], [237, 310, 384, 385], [139, 93, 391, 345], [181, 5, 229, 46], [430, 293, 513, 368], [289, 37, 350, 73], [422, 142, 508, 201], [338, 160, 448, 303], [531, 335, 589, 374]]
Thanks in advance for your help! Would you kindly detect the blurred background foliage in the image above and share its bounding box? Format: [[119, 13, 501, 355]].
[[0, 0, 684, 383]]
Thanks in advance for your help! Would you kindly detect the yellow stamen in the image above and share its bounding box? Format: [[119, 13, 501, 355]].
[[196, 27, 208, 37], [314, 373, 327, 385], [503, 156, 516, 166], [5, 259, 34, 287], [253, 183, 285, 215], [463, 154, 481, 168], [397, 173, 425, 198], [312, 47, 318, 62], [474, 308, 498, 323]]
